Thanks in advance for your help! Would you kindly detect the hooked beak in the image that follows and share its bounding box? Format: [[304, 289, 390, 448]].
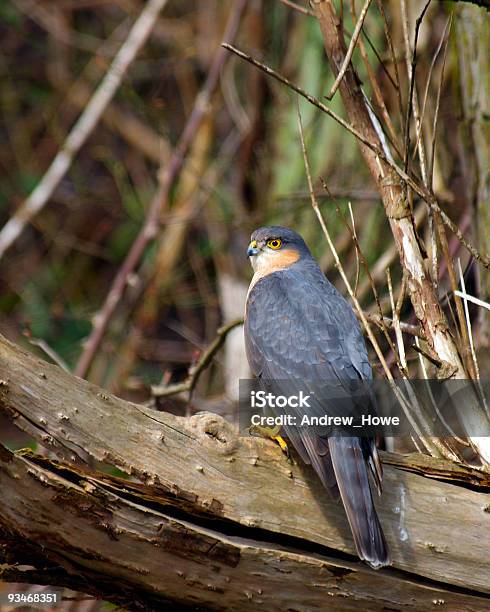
[[247, 240, 259, 257]]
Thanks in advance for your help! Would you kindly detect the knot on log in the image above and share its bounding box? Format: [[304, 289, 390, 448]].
[[188, 412, 238, 456], [381, 173, 410, 220]]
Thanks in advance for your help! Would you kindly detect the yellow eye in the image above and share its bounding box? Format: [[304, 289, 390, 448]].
[[267, 238, 282, 250]]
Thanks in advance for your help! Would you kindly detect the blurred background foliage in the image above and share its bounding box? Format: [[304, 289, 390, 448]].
[[0, 0, 488, 425]]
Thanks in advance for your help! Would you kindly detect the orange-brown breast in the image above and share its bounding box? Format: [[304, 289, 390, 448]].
[[246, 248, 300, 301]]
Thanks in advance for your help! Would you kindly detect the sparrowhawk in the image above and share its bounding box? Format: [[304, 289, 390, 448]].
[[244, 225, 389, 569]]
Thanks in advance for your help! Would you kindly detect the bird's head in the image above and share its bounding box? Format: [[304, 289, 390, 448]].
[[247, 226, 311, 274]]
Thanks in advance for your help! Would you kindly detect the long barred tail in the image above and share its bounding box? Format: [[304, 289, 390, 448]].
[[328, 436, 390, 569]]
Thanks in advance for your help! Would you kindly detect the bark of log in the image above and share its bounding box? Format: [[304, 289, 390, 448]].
[[1, 334, 490, 610]]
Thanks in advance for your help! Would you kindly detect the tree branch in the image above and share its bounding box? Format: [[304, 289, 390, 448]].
[[151, 318, 243, 398]]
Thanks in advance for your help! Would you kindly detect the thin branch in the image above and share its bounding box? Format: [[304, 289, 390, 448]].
[[456, 264, 490, 421], [348, 202, 360, 296], [375, 0, 405, 137], [457, 259, 479, 379], [0, 0, 169, 261], [387, 269, 408, 373], [74, 0, 248, 379], [222, 43, 490, 269], [26, 337, 70, 372], [414, 336, 468, 446], [324, 182, 399, 356], [427, 199, 489, 269], [360, 23, 398, 92], [386, 303, 462, 459], [395, 273, 407, 319], [350, 0, 401, 157], [275, 188, 380, 201], [429, 14, 452, 188], [278, 0, 314, 16], [151, 318, 243, 398], [325, 0, 373, 100], [434, 206, 476, 375], [454, 291, 490, 312], [365, 313, 423, 339], [415, 15, 451, 163], [401, 0, 431, 177], [411, 343, 443, 368]]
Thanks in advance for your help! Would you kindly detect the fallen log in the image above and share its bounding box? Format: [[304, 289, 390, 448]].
[[0, 334, 489, 610]]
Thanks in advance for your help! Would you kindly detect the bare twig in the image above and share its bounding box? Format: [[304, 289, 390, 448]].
[[275, 188, 380, 201], [429, 200, 489, 269], [325, 0, 373, 100], [365, 313, 423, 339], [27, 338, 70, 372], [324, 184, 398, 356], [401, 0, 431, 177], [0, 0, 169, 261], [350, 0, 401, 157], [414, 335, 467, 445], [454, 291, 490, 312], [455, 272, 490, 418], [416, 15, 451, 166], [435, 217, 477, 378], [411, 343, 442, 367], [278, 0, 314, 16], [151, 318, 243, 398], [74, 0, 248, 379], [222, 44, 380, 150], [375, 0, 405, 136], [457, 260, 479, 379], [360, 22, 399, 91], [395, 273, 407, 320], [348, 203, 361, 296], [387, 269, 407, 373], [429, 14, 452, 188]]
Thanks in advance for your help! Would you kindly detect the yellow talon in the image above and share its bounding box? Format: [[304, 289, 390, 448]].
[[249, 425, 291, 461], [272, 435, 290, 457]]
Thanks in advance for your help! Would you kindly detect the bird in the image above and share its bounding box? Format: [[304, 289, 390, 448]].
[[244, 225, 390, 569]]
